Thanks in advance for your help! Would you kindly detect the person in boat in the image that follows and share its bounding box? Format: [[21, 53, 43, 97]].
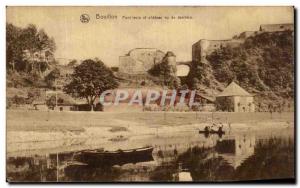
[[204, 126, 210, 132], [210, 122, 218, 132], [218, 124, 223, 133]]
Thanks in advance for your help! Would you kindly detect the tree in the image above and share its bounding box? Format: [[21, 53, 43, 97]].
[[46, 96, 56, 110], [6, 23, 23, 72], [7, 23, 56, 75], [148, 52, 180, 89], [27, 89, 41, 104], [186, 61, 209, 89], [282, 100, 286, 112], [63, 59, 119, 111], [45, 68, 60, 88], [35, 29, 55, 74], [19, 24, 39, 72], [258, 102, 262, 112], [11, 95, 26, 106], [268, 103, 273, 118]]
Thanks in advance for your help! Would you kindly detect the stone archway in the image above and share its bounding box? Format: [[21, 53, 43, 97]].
[[176, 64, 190, 77]]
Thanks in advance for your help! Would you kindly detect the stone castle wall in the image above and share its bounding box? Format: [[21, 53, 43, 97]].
[[119, 48, 165, 74], [259, 23, 293, 32], [192, 39, 243, 63], [192, 23, 294, 63]]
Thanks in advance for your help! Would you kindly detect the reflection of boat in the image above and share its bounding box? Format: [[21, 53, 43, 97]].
[[73, 146, 154, 167], [173, 163, 193, 181], [199, 122, 225, 136], [199, 130, 225, 135]]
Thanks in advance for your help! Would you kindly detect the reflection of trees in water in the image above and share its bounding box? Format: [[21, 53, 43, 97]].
[[234, 137, 294, 181], [190, 157, 235, 181], [7, 137, 294, 182], [7, 165, 57, 182], [7, 157, 56, 182], [171, 137, 294, 181], [14, 168, 56, 182], [177, 147, 235, 181], [63, 165, 122, 182], [150, 163, 177, 182]]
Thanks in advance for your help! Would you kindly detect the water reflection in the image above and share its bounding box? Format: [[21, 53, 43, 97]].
[[7, 132, 294, 182]]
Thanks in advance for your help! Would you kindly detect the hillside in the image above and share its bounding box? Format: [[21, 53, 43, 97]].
[[6, 22, 294, 109], [187, 30, 294, 105]]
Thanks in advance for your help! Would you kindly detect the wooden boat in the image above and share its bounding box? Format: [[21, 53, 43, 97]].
[[73, 146, 154, 167]]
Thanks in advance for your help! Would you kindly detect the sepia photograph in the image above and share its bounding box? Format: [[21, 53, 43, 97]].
[[6, 6, 295, 183]]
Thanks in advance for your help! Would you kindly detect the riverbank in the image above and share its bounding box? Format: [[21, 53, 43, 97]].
[[7, 110, 294, 131], [6, 110, 294, 156]]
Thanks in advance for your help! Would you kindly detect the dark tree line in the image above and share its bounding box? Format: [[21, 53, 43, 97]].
[[6, 23, 56, 74]]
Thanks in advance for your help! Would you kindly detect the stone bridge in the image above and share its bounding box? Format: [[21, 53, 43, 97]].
[[176, 62, 191, 76], [176, 61, 192, 67]]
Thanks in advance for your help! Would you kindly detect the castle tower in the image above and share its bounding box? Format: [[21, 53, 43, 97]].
[[164, 51, 177, 75], [164, 51, 176, 65]]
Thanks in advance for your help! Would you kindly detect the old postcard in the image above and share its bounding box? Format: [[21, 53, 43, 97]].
[[6, 6, 295, 182]]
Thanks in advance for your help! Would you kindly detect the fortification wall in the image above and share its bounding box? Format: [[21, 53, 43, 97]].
[[192, 23, 293, 63], [259, 23, 293, 32], [237, 31, 257, 39], [192, 39, 243, 63], [119, 56, 145, 74], [119, 48, 165, 74]]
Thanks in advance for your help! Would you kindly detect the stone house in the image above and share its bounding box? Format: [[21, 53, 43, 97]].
[[216, 82, 254, 112]]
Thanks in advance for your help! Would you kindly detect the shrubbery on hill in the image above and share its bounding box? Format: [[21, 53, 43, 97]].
[[148, 53, 180, 89], [205, 30, 294, 98]]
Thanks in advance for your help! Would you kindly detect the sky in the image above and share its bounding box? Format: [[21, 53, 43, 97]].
[[7, 6, 294, 67]]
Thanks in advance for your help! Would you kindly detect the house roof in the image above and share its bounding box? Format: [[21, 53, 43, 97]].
[[217, 82, 253, 97], [196, 93, 215, 102]]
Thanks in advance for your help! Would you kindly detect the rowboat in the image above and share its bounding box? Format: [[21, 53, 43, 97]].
[[73, 146, 154, 167]]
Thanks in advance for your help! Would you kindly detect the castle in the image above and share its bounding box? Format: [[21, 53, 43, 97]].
[[192, 39, 243, 63], [118, 23, 293, 76], [192, 23, 294, 63], [259, 23, 293, 32], [119, 48, 166, 74]]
